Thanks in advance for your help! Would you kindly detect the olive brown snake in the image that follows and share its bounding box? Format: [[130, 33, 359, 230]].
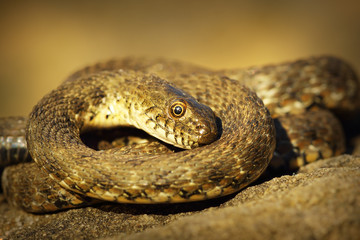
[[0, 56, 359, 213]]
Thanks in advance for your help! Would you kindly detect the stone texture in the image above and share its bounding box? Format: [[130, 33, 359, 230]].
[[1, 154, 359, 240]]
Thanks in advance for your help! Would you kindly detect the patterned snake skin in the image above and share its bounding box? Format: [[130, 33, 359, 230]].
[[1, 56, 359, 213]]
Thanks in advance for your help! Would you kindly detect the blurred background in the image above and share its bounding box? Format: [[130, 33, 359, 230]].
[[0, 0, 359, 117]]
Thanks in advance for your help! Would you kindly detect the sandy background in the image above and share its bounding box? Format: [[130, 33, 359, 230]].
[[0, 0, 359, 117]]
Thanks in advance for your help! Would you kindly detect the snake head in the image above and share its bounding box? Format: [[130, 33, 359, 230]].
[[132, 76, 219, 149], [165, 96, 218, 148]]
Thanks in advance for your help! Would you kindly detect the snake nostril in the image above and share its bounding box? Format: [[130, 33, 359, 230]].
[[196, 123, 204, 130]]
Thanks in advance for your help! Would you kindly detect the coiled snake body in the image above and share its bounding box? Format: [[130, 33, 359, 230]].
[[1, 56, 359, 213]]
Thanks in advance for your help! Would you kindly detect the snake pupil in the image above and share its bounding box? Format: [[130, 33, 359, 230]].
[[174, 106, 183, 115]]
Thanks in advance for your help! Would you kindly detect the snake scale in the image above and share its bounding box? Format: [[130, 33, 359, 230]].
[[1, 56, 359, 213]]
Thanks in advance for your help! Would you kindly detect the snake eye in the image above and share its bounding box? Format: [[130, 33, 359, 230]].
[[170, 100, 187, 118]]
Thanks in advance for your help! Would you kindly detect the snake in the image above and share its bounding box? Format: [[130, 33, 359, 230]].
[[1, 56, 359, 213]]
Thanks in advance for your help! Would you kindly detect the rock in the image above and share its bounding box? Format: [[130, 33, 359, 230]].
[[1, 155, 359, 240]]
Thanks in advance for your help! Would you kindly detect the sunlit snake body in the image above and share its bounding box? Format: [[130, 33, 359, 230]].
[[1, 56, 359, 213]]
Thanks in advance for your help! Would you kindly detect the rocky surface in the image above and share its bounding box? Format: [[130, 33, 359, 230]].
[[1, 154, 359, 240]]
